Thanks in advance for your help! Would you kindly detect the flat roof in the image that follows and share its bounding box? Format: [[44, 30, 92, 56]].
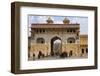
[[31, 24, 80, 29], [80, 35, 88, 38]]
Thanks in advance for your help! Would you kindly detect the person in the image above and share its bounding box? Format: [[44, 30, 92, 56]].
[[33, 53, 35, 60], [60, 52, 68, 58], [38, 51, 44, 59]]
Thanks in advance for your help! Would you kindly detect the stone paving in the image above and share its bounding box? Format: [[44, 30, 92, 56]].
[[28, 54, 88, 61]]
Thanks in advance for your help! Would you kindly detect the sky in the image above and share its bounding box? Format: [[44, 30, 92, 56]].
[[28, 15, 88, 35]]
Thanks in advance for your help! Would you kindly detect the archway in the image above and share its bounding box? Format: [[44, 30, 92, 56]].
[[51, 36, 61, 56], [67, 37, 75, 43]]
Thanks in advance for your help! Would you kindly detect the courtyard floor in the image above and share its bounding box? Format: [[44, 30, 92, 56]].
[[28, 55, 88, 61]]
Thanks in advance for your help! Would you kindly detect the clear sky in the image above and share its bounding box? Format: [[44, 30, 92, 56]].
[[28, 15, 88, 35]]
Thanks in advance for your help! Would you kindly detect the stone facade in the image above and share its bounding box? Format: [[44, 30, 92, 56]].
[[28, 17, 88, 60]]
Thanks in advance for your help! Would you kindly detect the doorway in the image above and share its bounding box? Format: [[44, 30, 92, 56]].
[[51, 36, 61, 56]]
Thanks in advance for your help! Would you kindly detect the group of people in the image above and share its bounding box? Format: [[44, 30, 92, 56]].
[[31, 51, 71, 60]]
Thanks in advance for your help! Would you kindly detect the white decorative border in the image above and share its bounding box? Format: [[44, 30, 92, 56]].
[[20, 6, 94, 70]]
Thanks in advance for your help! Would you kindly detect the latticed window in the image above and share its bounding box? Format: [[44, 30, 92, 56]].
[[67, 37, 75, 43], [37, 38, 45, 44]]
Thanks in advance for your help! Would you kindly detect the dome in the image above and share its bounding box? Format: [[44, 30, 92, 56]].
[[63, 18, 70, 24], [46, 17, 53, 24]]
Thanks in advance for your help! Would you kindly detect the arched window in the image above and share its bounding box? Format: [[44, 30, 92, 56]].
[[67, 37, 75, 43], [40, 30, 42, 33], [43, 29, 45, 33], [70, 29, 72, 32], [73, 29, 76, 32], [67, 29, 69, 32], [82, 49, 84, 54], [86, 48, 88, 53], [37, 38, 45, 44]]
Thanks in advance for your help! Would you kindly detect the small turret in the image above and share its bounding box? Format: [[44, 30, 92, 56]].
[[46, 17, 53, 24], [63, 18, 70, 24]]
